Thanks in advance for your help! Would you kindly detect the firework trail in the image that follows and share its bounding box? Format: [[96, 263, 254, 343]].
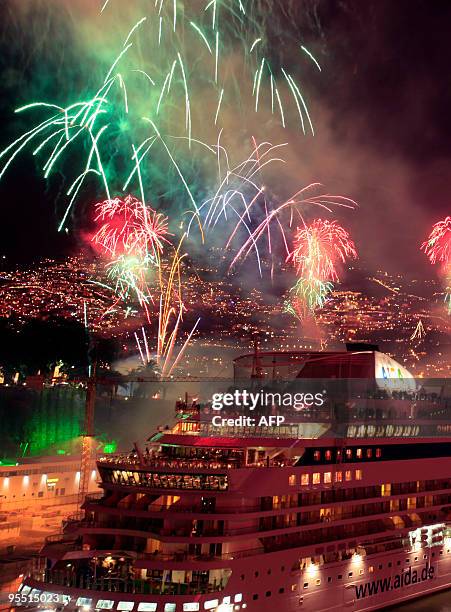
[[0, 1, 355, 370], [0, 1, 321, 232], [421, 217, 451, 313]]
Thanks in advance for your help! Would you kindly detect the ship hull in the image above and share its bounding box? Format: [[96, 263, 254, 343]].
[[18, 542, 451, 612]]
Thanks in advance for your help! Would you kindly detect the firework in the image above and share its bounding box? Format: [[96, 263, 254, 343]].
[[0, 1, 321, 231], [421, 217, 451, 313], [288, 219, 357, 282], [421, 217, 451, 265], [281, 219, 357, 320], [92, 195, 170, 262]]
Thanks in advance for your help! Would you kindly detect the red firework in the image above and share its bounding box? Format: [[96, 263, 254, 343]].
[[421, 216, 451, 265], [288, 219, 357, 282], [92, 195, 170, 261]]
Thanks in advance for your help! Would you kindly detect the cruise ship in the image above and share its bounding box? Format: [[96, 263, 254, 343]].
[[15, 347, 451, 612]]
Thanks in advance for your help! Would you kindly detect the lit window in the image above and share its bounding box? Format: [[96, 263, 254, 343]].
[[183, 604, 200, 611], [164, 605, 176, 612], [314, 450, 321, 461], [335, 472, 342, 483], [315, 579, 321, 585], [96, 601, 114, 610], [324, 472, 332, 484], [234, 594, 243, 603], [303, 582, 308, 589], [376, 448, 382, 458], [381, 483, 391, 496], [313, 473, 320, 485], [137, 605, 157, 612], [355, 470, 363, 480], [359, 569, 364, 575], [204, 601, 219, 610], [76, 599, 92, 607], [289, 475, 296, 486], [291, 584, 297, 592], [345, 471, 352, 481], [368, 566, 374, 573], [117, 603, 134, 611], [346, 449, 352, 459], [356, 448, 362, 459], [301, 474, 309, 486], [366, 449, 373, 458], [325, 450, 332, 461]]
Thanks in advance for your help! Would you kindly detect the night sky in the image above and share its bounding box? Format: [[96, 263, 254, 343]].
[[0, 0, 450, 279]]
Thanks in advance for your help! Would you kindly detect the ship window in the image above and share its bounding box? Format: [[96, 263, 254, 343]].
[[379, 564, 383, 570], [301, 474, 309, 486], [117, 603, 134, 611], [335, 472, 342, 483], [281, 566, 285, 572], [348, 572, 353, 577], [406, 559, 410, 563], [368, 566, 374, 573], [315, 579, 321, 586], [345, 471, 352, 482], [366, 449, 373, 458], [423, 555, 428, 560], [325, 450, 332, 461], [76, 599, 93, 607], [289, 475, 296, 486], [345, 449, 352, 459], [314, 451, 321, 461], [328, 577, 332, 583], [265, 591, 271, 597], [234, 595, 242, 603], [324, 472, 332, 484], [397, 561, 401, 566], [291, 584, 297, 591], [359, 569, 364, 575], [337, 575, 342, 580], [355, 470, 363, 480], [240, 574, 245, 580], [279, 587, 285, 594], [164, 605, 176, 612], [254, 571, 259, 577], [303, 583, 308, 589], [376, 448, 382, 458], [313, 473, 320, 485], [356, 449, 362, 459], [96, 601, 114, 610], [388, 563, 392, 568], [137, 606, 157, 612], [267, 569, 271, 575], [252, 594, 258, 600], [203, 601, 219, 610], [183, 604, 200, 611], [381, 483, 391, 496]]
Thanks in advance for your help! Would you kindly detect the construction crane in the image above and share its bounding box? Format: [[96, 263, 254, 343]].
[[76, 366, 97, 517]]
